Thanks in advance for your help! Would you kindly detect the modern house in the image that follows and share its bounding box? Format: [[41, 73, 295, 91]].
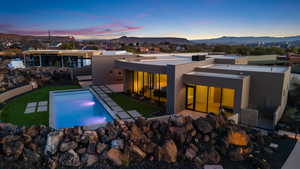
[[22, 49, 290, 129], [92, 53, 290, 129]]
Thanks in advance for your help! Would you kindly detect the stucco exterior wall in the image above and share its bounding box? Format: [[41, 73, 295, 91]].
[[92, 55, 138, 85], [273, 67, 291, 125], [166, 59, 215, 114]]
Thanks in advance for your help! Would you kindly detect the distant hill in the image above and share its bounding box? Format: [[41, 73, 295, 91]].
[[192, 35, 300, 45], [110, 36, 191, 44], [0, 33, 74, 41]]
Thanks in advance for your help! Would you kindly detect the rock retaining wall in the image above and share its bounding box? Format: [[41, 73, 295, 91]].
[[0, 61, 72, 93], [0, 114, 280, 169]]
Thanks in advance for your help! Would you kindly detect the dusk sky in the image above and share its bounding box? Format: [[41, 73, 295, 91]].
[[0, 0, 299, 40]]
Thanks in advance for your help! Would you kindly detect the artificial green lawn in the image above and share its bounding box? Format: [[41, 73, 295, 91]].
[[109, 93, 164, 118], [0, 85, 81, 126]]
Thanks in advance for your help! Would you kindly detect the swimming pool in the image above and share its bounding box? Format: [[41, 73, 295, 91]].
[[50, 89, 114, 129]]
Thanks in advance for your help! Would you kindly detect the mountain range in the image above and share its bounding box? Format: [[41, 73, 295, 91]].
[[0, 33, 74, 41], [1, 33, 300, 45], [108, 36, 191, 44], [191, 35, 300, 45]]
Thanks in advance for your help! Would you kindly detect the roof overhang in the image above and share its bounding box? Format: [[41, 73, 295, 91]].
[[115, 59, 166, 74], [183, 71, 250, 90]]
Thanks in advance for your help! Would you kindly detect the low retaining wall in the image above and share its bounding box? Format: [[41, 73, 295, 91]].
[[0, 82, 37, 103]]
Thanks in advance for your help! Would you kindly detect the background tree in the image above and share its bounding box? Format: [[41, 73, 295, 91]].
[[60, 42, 75, 49]]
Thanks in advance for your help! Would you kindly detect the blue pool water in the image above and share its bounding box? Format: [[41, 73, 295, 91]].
[[51, 90, 113, 129]]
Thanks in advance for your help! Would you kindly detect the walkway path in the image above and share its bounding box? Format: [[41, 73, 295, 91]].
[[90, 86, 142, 121], [282, 141, 300, 169]]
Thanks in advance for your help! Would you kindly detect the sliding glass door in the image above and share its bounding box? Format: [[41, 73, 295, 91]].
[[186, 85, 235, 115], [131, 71, 167, 103], [186, 85, 195, 110]]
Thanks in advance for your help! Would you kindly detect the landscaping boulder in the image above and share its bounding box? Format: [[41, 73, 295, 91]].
[[130, 124, 144, 142], [82, 154, 98, 167], [3, 141, 24, 158], [59, 141, 78, 152], [107, 148, 129, 166], [45, 131, 64, 155], [0, 135, 20, 144], [81, 131, 98, 143], [111, 139, 124, 150], [59, 149, 81, 167], [194, 157, 205, 168], [87, 143, 97, 154], [158, 139, 177, 163], [185, 147, 197, 160], [131, 144, 147, 159], [25, 126, 40, 137], [23, 148, 40, 162], [206, 148, 221, 164], [228, 129, 249, 146], [96, 143, 108, 154], [229, 148, 244, 161], [194, 118, 213, 134]]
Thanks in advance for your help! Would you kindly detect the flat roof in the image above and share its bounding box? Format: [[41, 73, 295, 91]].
[[119, 53, 243, 66], [23, 49, 134, 57], [206, 55, 243, 60], [139, 52, 208, 57], [119, 54, 197, 66], [23, 50, 102, 57], [185, 71, 247, 80], [133, 58, 193, 65], [102, 50, 133, 55], [200, 64, 288, 73]]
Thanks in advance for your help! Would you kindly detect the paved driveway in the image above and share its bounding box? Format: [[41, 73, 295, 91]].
[[282, 141, 300, 169]]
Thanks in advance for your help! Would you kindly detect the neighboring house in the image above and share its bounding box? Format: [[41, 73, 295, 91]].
[[94, 52, 289, 129], [23, 50, 102, 68], [139, 47, 149, 53]]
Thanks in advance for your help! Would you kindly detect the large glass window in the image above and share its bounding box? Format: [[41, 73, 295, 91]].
[[131, 71, 167, 103], [208, 87, 222, 114], [133, 72, 138, 93], [159, 74, 167, 102], [222, 88, 235, 108], [195, 85, 208, 112], [186, 85, 235, 115], [137, 72, 143, 95], [144, 72, 150, 98]]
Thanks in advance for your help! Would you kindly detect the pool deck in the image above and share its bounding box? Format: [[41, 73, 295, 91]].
[[90, 86, 142, 121]]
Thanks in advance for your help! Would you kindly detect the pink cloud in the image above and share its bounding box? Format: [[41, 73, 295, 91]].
[[0, 23, 143, 36]]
